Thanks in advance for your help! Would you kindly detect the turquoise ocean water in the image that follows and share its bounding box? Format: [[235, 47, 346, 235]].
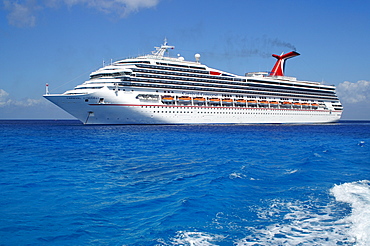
[[0, 120, 369, 245]]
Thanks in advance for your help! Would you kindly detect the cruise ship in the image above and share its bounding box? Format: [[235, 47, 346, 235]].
[[44, 41, 343, 124]]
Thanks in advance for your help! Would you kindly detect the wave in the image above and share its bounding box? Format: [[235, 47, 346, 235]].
[[236, 180, 370, 246], [168, 231, 225, 245], [163, 180, 370, 246], [331, 180, 370, 246]]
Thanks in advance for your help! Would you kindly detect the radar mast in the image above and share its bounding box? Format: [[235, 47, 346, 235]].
[[152, 39, 174, 57]]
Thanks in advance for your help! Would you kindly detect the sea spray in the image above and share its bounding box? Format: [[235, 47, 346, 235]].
[[236, 198, 355, 245], [331, 180, 370, 246]]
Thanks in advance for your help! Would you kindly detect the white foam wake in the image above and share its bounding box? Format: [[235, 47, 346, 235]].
[[331, 180, 370, 246], [236, 180, 370, 245], [165, 181, 370, 246], [169, 231, 225, 246], [237, 201, 355, 245]]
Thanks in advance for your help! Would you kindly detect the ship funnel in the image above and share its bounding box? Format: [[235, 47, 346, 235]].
[[270, 51, 300, 76]]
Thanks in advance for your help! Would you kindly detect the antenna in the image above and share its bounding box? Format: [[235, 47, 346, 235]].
[[152, 39, 175, 57]]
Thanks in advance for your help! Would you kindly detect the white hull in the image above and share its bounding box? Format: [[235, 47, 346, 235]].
[[44, 90, 342, 125]]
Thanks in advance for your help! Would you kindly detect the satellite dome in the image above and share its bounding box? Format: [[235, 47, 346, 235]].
[[195, 53, 201, 62]]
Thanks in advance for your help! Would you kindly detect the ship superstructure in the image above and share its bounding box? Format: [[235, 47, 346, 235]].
[[44, 41, 343, 124]]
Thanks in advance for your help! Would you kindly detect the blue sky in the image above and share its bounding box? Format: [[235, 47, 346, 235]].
[[1, 0, 369, 119]]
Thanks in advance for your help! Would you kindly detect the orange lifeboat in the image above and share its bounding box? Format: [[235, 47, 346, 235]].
[[178, 96, 191, 100], [209, 98, 220, 102], [247, 100, 257, 105], [301, 103, 310, 108], [178, 96, 192, 104], [193, 97, 205, 101], [281, 101, 292, 108], [162, 95, 174, 103], [269, 101, 279, 107], [235, 99, 246, 106], [222, 98, 233, 105], [209, 98, 221, 105], [259, 100, 269, 107], [311, 103, 319, 108], [193, 97, 206, 105], [293, 102, 301, 108]]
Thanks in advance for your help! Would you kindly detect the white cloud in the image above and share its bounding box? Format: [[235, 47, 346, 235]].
[[0, 89, 9, 97], [63, 0, 159, 17], [3, 0, 160, 27], [0, 89, 44, 107], [337, 80, 370, 104], [0, 89, 10, 106], [3, 0, 38, 27], [11, 98, 44, 106], [0, 89, 73, 119]]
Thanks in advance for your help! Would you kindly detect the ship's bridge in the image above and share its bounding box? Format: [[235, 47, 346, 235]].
[[89, 68, 133, 79]]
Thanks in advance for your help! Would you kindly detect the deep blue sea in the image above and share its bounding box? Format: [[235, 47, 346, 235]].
[[1, 120, 369, 246]]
